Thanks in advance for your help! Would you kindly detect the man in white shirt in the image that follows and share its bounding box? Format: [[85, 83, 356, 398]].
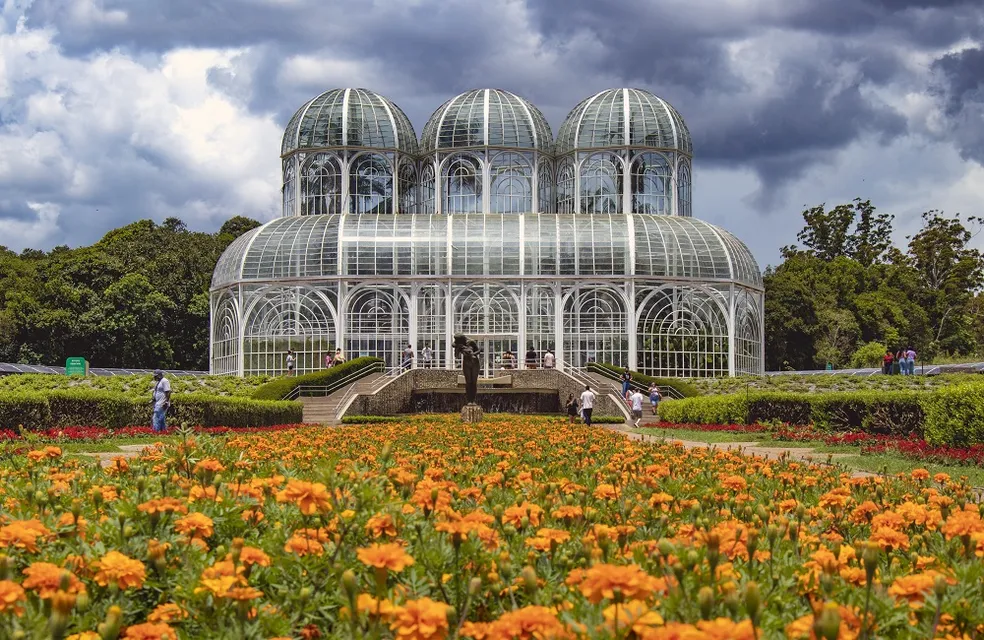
[[543, 349, 555, 369], [629, 388, 646, 426], [151, 369, 171, 433], [579, 385, 596, 426]]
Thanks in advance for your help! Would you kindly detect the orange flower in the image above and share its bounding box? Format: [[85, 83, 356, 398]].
[[357, 543, 415, 572], [194, 458, 226, 474], [93, 551, 147, 590], [869, 527, 909, 551], [22, 563, 85, 599], [786, 605, 862, 639], [196, 575, 241, 598], [284, 535, 325, 557], [579, 563, 663, 604], [0, 519, 52, 553], [224, 586, 264, 601], [147, 603, 187, 624], [366, 513, 398, 538], [276, 479, 332, 515], [593, 483, 620, 500], [696, 618, 757, 639], [389, 597, 450, 640], [174, 512, 214, 540], [721, 475, 748, 491], [137, 498, 188, 516], [238, 546, 271, 567], [122, 622, 177, 640], [941, 509, 984, 539], [486, 606, 568, 639], [27, 446, 62, 461], [888, 571, 954, 608], [602, 600, 663, 635], [0, 579, 26, 615]]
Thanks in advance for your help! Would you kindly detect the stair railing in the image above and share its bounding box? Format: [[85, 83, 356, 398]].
[[281, 361, 385, 400]]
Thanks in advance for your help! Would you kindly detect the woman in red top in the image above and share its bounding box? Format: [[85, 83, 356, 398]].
[[882, 350, 894, 375]]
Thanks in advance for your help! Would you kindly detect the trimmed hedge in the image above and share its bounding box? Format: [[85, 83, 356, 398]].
[[0, 389, 301, 432], [251, 357, 383, 400], [659, 388, 936, 440], [587, 363, 700, 398]]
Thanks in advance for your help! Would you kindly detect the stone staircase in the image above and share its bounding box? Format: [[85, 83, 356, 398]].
[[299, 372, 386, 425]]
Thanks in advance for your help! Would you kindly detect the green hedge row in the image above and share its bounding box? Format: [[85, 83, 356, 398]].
[[251, 357, 383, 400], [0, 389, 302, 432], [658, 386, 984, 445], [587, 363, 700, 398]]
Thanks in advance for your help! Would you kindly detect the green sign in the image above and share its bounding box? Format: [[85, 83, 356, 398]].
[[65, 357, 88, 377]]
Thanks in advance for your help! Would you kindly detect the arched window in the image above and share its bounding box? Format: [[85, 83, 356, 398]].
[[242, 286, 337, 376], [345, 287, 409, 368], [636, 286, 729, 377], [443, 154, 483, 214], [579, 153, 623, 214], [398, 161, 417, 215], [563, 287, 628, 368], [211, 293, 239, 375], [556, 158, 575, 214], [677, 160, 692, 216], [419, 163, 436, 214], [537, 160, 553, 213], [282, 160, 296, 217], [630, 152, 671, 214], [489, 152, 532, 214], [350, 153, 393, 214], [301, 154, 342, 215]]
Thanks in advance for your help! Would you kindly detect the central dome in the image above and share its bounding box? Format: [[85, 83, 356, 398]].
[[420, 88, 552, 153]]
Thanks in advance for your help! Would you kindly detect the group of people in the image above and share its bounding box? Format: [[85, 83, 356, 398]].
[[284, 348, 347, 376], [565, 372, 661, 428], [882, 347, 917, 375]]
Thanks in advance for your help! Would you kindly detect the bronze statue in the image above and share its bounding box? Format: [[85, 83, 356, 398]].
[[453, 334, 482, 404]]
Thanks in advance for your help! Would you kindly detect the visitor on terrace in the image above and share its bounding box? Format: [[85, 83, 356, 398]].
[[621, 368, 632, 399], [882, 349, 894, 375], [649, 382, 662, 416], [150, 369, 171, 434], [402, 344, 414, 372], [525, 346, 538, 369]]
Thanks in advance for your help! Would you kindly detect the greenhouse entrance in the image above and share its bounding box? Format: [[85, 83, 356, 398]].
[[454, 335, 519, 377]]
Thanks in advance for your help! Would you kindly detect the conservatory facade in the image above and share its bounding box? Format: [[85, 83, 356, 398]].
[[210, 87, 764, 377]]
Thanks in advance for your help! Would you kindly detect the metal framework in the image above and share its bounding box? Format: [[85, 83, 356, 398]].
[[211, 87, 764, 377]]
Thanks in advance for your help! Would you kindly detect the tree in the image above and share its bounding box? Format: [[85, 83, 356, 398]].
[[796, 203, 855, 260], [219, 216, 262, 240], [846, 199, 894, 267]]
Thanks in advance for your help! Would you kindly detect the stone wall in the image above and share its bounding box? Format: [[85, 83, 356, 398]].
[[344, 368, 624, 418]]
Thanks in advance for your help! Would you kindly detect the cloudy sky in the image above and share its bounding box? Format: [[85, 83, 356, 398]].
[[1, 0, 983, 267]]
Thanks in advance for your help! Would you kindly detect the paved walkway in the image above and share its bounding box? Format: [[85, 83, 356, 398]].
[[606, 425, 878, 478], [79, 444, 148, 468]]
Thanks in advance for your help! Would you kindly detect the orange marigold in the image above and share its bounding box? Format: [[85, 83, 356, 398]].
[[276, 479, 332, 515], [22, 563, 85, 599], [389, 597, 450, 640], [941, 509, 984, 539], [0, 519, 52, 553], [0, 579, 26, 615], [366, 513, 398, 538], [174, 512, 214, 540], [357, 543, 415, 572], [579, 563, 663, 604], [122, 622, 177, 640], [869, 526, 909, 551], [486, 606, 568, 639], [137, 498, 188, 516], [147, 603, 187, 624], [93, 551, 146, 590], [602, 600, 663, 635]]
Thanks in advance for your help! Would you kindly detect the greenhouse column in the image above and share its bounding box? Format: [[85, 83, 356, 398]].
[[728, 286, 737, 377]]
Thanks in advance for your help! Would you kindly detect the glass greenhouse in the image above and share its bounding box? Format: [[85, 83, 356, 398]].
[[211, 87, 764, 377]]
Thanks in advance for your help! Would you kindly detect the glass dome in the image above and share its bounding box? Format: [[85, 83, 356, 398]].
[[211, 214, 761, 289], [555, 88, 693, 156], [420, 89, 553, 153], [281, 88, 419, 155]]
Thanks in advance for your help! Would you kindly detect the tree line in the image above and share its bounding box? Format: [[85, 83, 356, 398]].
[[765, 199, 984, 370], [1, 204, 981, 373], [0, 216, 260, 370]]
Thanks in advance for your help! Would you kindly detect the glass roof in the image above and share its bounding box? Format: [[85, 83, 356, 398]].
[[282, 88, 419, 155], [212, 214, 761, 289], [420, 89, 553, 154], [555, 88, 693, 156]]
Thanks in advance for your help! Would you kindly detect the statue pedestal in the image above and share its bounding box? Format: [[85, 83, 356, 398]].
[[460, 402, 484, 423]]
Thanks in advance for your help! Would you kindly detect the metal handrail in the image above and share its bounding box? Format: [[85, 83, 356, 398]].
[[332, 365, 409, 422], [583, 364, 685, 400], [281, 361, 385, 400]]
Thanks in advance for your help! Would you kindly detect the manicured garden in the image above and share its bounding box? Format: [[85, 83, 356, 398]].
[[0, 415, 981, 639]]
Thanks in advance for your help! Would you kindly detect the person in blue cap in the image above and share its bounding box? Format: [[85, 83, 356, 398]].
[[151, 369, 171, 433]]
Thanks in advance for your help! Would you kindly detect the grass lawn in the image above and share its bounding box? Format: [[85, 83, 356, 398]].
[[835, 454, 984, 487], [34, 436, 179, 454]]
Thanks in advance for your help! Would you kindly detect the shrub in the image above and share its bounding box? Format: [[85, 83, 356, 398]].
[[658, 395, 747, 425], [251, 357, 383, 400], [173, 395, 302, 428], [589, 415, 627, 424], [922, 384, 984, 446], [587, 363, 700, 398], [45, 389, 146, 429], [0, 392, 52, 431]]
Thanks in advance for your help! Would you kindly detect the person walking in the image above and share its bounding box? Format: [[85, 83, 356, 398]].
[[543, 349, 555, 369], [580, 385, 596, 427], [893, 349, 904, 375], [629, 388, 646, 427], [150, 369, 171, 434], [333, 348, 345, 365], [621, 369, 632, 400], [525, 346, 538, 369], [285, 350, 296, 376], [648, 382, 662, 416], [401, 344, 414, 371], [324, 351, 333, 368], [566, 393, 579, 425], [422, 345, 433, 369], [882, 350, 894, 375], [905, 346, 917, 375]]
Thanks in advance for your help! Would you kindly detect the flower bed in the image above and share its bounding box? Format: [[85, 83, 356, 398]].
[[0, 423, 312, 443], [0, 415, 982, 638]]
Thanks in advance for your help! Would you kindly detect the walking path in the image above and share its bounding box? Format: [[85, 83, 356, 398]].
[[79, 444, 148, 468]]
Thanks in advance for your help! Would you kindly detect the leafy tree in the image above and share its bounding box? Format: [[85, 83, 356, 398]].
[[219, 216, 262, 240]]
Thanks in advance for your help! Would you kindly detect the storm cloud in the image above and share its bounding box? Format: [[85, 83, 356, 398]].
[[1, 0, 983, 264]]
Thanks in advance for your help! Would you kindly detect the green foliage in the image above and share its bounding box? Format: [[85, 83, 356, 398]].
[[0, 216, 260, 369], [921, 384, 984, 446], [767, 201, 982, 370], [0, 390, 300, 431], [0, 391, 52, 431], [850, 340, 889, 368], [586, 362, 700, 397], [251, 356, 383, 400], [589, 415, 630, 424], [658, 395, 748, 425], [0, 372, 268, 397]]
